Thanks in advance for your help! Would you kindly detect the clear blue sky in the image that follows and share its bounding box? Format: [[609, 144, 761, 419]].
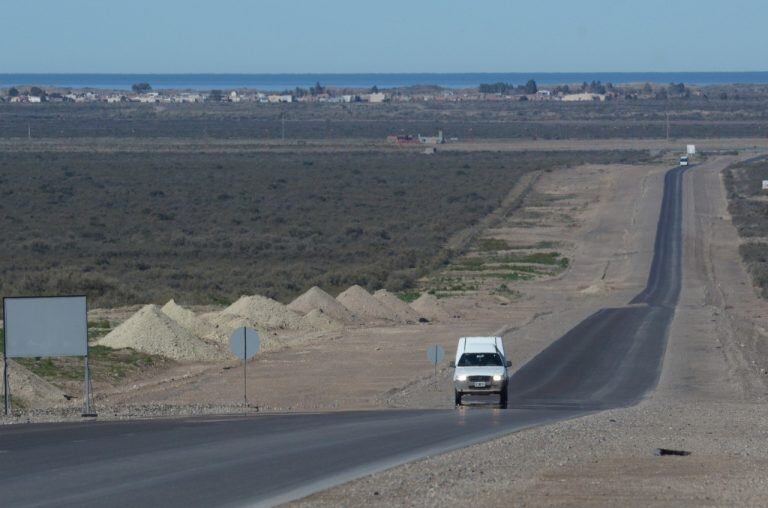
[[1, 0, 766, 73]]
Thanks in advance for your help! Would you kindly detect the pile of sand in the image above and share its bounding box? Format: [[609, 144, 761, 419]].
[[336, 285, 401, 322], [4, 361, 70, 407], [98, 304, 225, 361], [161, 299, 221, 341], [410, 293, 451, 322], [301, 309, 344, 331], [288, 286, 356, 323], [373, 289, 423, 323], [218, 295, 305, 330]]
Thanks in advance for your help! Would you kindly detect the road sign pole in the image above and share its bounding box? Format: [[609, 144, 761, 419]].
[[4, 297, 10, 415], [433, 345, 438, 380], [243, 327, 247, 407], [3, 354, 9, 415], [230, 327, 260, 409]]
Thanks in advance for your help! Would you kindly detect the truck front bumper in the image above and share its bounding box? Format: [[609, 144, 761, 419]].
[[454, 378, 506, 394]]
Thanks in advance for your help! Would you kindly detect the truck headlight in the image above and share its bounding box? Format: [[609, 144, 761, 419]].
[[493, 374, 503, 381], [457, 374, 467, 381]]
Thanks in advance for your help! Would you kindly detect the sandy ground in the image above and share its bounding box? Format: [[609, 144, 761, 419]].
[[289, 155, 768, 506]]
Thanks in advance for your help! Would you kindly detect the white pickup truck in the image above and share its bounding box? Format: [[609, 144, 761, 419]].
[[450, 336, 511, 408]]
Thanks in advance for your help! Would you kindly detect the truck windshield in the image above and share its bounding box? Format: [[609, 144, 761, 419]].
[[458, 353, 503, 367]]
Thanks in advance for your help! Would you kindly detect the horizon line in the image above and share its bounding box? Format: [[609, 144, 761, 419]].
[[2, 71, 768, 76]]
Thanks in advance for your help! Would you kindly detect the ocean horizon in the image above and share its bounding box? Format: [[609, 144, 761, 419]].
[[2, 72, 768, 91]]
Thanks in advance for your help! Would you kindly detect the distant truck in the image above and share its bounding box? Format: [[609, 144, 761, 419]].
[[451, 336, 511, 408], [679, 156, 689, 167]]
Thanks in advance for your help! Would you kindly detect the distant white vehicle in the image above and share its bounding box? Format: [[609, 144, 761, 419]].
[[679, 156, 689, 167], [451, 336, 511, 408]]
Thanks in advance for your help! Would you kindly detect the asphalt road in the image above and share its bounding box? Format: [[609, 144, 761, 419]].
[[0, 165, 686, 508]]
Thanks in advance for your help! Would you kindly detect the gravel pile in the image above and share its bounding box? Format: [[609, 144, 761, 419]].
[[3, 361, 71, 407], [336, 285, 400, 322], [410, 293, 451, 322], [288, 286, 356, 323], [301, 309, 345, 331], [161, 299, 221, 341], [219, 295, 306, 330], [98, 304, 226, 361], [373, 290, 423, 323]]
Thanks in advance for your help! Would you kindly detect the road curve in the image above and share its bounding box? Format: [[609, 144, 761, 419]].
[[0, 165, 686, 508]]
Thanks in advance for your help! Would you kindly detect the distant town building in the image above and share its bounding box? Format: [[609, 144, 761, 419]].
[[366, 92, 386, 103], [562, 93, 606, 102], [268, 94, 293, 103], [386, 134, 419, 145], [418, 130, 445, 144]]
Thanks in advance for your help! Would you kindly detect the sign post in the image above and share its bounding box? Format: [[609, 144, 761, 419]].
[[229, 327, 260, 407], [426, 344, 445, 390], [762, 180, 768, 191]]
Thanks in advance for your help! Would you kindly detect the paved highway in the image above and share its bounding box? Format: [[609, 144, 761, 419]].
[[0, 165, 686, 507]]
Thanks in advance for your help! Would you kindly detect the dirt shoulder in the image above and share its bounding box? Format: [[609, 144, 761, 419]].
[[288, 156, 768, 506]]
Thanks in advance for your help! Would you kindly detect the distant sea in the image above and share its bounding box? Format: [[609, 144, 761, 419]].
[[2, 72, 768, 91]]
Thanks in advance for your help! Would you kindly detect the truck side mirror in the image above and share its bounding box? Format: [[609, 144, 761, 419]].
[[505, 360, 512, 368], [449, 361, 456, 368]]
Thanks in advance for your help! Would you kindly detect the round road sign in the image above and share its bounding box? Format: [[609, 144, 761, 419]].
[[229, 327, 261, 360]]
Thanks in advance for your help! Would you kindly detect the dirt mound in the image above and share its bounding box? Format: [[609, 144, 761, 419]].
[[373, 289, 423, 323], [98, 304, 225, 361], [336, 285, 400, 322], [410, 293, 451, 322], [288, 286, 356, 323], [301, 309, 345, 331], [161, 299, 221, 341], [3, 361, 70, 407], [219, 295, 305, 330]]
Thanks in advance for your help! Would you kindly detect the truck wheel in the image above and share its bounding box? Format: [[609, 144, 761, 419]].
[[499, 387, 508, 409], [454, 390, 462, 407]]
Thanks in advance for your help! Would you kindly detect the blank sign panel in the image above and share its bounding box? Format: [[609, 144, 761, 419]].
[[4, 296, 87, 358]]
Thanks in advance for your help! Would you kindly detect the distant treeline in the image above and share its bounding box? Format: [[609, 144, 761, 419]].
[[479, 80, 538, 95], [479, 79, 691, 98]]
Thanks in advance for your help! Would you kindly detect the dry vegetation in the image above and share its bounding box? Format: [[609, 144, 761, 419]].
[[724, 159, 768, 298], [0, 147, 650, 308]]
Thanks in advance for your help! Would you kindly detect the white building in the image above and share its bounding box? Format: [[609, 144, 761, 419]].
[[562, 93, 606, 102], [418, 130, 445, 144], [366, 92, 386, 103], [267, 94, 293, 103]]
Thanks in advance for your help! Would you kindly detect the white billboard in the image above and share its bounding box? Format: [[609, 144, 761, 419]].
[[4, 296, 87, 358], [687, 145, 696, 155], [763, 180, 768, 191]]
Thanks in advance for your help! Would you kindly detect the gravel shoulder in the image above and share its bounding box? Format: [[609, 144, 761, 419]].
[[289, 156, 768, 507]]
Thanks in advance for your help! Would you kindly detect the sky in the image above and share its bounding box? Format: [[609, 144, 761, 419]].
[[1, 0, 766, 73]]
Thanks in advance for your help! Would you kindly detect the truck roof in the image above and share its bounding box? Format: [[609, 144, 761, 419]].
[[456, 336, 505, 362]]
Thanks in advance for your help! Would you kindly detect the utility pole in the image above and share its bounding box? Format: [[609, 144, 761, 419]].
[[666, 111, 670, 141], [27, 123, 31, 140], [281, 112, 285, 142]]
